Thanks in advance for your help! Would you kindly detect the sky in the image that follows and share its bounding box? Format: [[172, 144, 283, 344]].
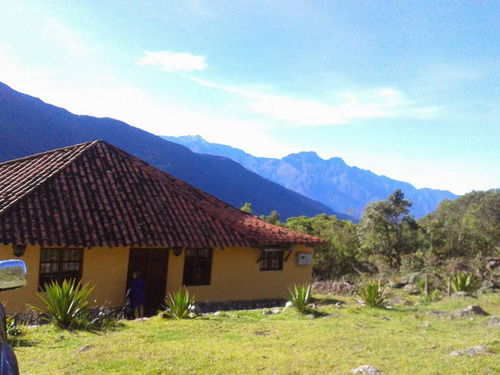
[[0, 1, 498, 195]]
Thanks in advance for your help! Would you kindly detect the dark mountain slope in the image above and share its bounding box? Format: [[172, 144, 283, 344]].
[[0, 82, 342, 220], [163, 135, 457, 219]]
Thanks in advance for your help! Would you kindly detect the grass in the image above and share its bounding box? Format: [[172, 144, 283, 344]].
[[13, 293, 500, 374]]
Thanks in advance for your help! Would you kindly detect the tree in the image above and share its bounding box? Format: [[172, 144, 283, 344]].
[[260, 210, 281, 225], [286, 214, 360, 279], [418, 189, 500, 262], [240, 202, 253, 214], [357, 189, 418, 269]]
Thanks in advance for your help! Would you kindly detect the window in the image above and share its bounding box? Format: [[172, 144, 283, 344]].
[[260, 250, 284, 271], [182, 248, 212, 286], [38, 248, 83, 289]]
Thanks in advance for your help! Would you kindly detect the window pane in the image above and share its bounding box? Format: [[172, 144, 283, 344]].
[[182, 248, 212, 286], [260, 250, 283, 271], [39, 248, 83, 290]]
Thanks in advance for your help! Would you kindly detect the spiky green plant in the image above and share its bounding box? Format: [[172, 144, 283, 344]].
[[163, 288, 196, 319], [359, 280, 389, 308], [33, 279, 94, 329], [450, 272, 476, 293], [286, 283, 313, 313]]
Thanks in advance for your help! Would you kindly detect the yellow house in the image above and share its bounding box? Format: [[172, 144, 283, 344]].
[[0, 141, 323, 314]]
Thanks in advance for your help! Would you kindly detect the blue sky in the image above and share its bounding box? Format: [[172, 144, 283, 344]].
[[0, 1, 498, 195]]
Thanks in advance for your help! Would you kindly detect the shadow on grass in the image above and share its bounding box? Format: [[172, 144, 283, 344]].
[[295, 307, 331, 318], [7, 338, 36, 348], [311, 296, 346, 306]]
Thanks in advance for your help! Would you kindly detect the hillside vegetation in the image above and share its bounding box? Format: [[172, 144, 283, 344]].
[[281, 189, 500, 281]]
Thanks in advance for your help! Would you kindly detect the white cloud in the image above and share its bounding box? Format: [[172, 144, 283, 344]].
[[138, 51, 207, 72], [191, 78, 439, 126]]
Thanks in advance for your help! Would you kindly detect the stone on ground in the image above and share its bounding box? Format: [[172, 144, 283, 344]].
[[350, 365, 383, 374]]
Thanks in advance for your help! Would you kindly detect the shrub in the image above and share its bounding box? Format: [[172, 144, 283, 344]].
[[162, 288, 196, 319], [33, 279, 94, 329], [449, 272, 477, 293], [359, 280, 389, 308], [6, 315, 24, 338], [286, 283, 313, 313]]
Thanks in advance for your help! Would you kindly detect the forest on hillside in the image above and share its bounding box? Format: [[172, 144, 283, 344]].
[[253, 189, 499, 285]]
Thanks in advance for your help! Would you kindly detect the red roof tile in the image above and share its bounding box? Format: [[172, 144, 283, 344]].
[[0, 141, 323, 248]]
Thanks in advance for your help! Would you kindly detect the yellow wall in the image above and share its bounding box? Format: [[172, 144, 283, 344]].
[[0, 245, 42, 313], [0, 245, 130, 313], [82, 246, 129, 308], [0, 244, 314, 313], [168, 245, 314, 303]]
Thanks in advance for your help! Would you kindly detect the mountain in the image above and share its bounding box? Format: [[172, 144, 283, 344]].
[[162, 135, 457, 219], [0, 82, 345, 220]]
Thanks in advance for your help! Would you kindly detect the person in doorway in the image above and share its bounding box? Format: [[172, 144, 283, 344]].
[[130, 270, 145, 319]]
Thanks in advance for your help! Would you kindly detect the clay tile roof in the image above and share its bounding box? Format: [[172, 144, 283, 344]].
[[0, 141, 324, 248]]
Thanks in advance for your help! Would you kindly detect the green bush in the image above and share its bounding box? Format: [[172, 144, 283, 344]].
[[419, 289, 443, 305], [449, 272, 477, 293], [33, 279, 94, 329], [359, 280, 389, 308], [162, 288, 196, 319], [286, 283, 313, 313]]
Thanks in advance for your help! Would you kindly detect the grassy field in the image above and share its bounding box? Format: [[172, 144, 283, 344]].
[[13, 293, 499, 374]]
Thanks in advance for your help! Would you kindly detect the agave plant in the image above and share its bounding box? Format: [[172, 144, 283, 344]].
[[359, 280, 389, 308], [33, 279, 94, 329], [286, 283, 313, 313], [449, 272, 476, 293], [163, 288, 196, 319]]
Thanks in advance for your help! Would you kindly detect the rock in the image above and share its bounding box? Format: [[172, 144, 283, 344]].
[[272, 309, 281, 314], [350, 365, 383, 374], [306, 314, 315, 319], [451, 291, 471, 298], [485, 257, 500, 272], [190, 304, 202, 315], [456, 305, 489, 317], [390, 277, 408, 288], [322, 314, 340, 319], [213, 311, 221, 316], [449, 346, 486, 357], [487, 316, 500, 327], [77, 345, 94, 353], [388, 296, 403, 305], [262, 310, 273, 315], [426, 311, 445, 317], [404, 283, 419, 295]]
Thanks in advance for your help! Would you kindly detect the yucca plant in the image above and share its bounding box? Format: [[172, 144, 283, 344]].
[[286, 283, 313, 313], [359, 280, 389, 308], [163, 288, 196, 319], [33, 279, 94, 329], [449, 272, 476, 293]]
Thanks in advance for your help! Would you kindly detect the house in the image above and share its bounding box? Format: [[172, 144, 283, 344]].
[[0, 141, 323, 314]]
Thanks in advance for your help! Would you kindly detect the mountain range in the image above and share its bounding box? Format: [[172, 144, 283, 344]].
[[0, 81, 342, 220], [162, 135, 457, 219]]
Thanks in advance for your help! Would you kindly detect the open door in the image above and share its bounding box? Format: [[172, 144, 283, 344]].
[[127, 248, 169, 316]]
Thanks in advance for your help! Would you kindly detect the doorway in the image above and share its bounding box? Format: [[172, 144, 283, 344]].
[[127, 248, 169, 316]]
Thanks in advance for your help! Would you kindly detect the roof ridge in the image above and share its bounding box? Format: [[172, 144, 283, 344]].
[[0, 140, 100, 215], [0, 140, 99, 167]]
